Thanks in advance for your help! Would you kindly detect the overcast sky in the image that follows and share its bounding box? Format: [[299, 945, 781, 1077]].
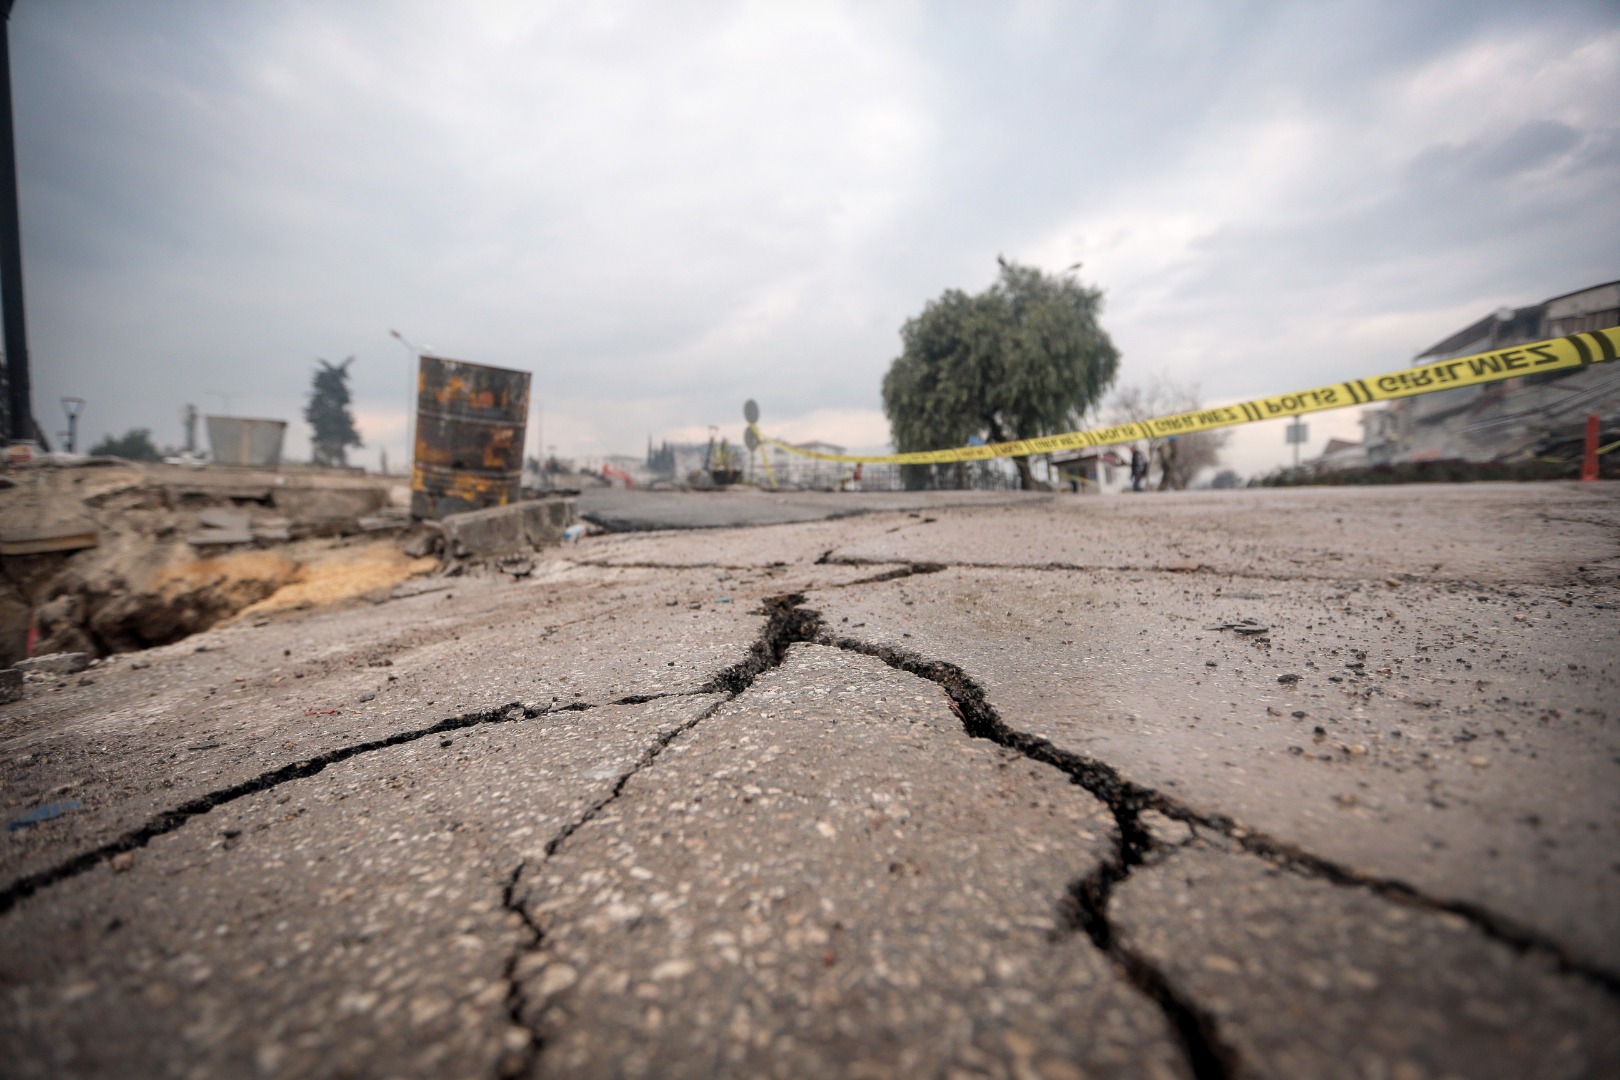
[[14, 0, 1620, 477]]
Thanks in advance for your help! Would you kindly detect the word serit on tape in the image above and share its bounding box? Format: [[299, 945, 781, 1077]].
[[753, 328, 1620, 466]]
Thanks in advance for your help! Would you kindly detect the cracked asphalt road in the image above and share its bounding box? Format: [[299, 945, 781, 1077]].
[[3, 482, 1618, 1079]]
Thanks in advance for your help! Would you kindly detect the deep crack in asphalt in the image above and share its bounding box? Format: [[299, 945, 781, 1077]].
[[7, 574, 1615, 1080], [0, 700, 543, 916], [502, 593, 821, 1077]]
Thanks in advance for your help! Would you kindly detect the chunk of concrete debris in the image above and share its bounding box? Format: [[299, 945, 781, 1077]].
[[197, 508, 251, 531], [401, 522, 444, 558], [441, 504, 526, 558], [188, 508, 254, 547], [437, 496, 575, 559], [14, 651, 91, 675]]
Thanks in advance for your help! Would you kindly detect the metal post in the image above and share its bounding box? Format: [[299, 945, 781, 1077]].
[[0, 0, 34, 447], [390, 329, 426, 477], [60, 396, 82, 452], [1582, 413, 1599, 482]]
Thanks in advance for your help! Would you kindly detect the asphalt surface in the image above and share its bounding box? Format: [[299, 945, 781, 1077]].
[[576, 487, 1044, 531], [3, 482, 1618, 1079]]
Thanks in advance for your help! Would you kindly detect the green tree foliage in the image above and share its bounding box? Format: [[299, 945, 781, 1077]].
[[305, 357, 362, 467], [881, 258, 1120, 489], [89, 428, 162, 461]]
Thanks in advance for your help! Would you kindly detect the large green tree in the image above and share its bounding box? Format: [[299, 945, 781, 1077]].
[[881, 258, 1120, 489], [304, 357, 362, 467]]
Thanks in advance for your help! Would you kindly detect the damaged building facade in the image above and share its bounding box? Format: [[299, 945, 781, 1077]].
[[1342, 280, 1620, 469]]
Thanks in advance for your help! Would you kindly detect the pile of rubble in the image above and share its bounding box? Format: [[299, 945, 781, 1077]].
[[0, 459, 580, 670], [0, 460, 412, 666]]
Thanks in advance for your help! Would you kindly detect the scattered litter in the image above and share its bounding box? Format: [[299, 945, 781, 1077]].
[[716, 597, 733, 604], [304, 708, 342, 716], [562, 524, 587, 542], [8, 799, 82, 831]]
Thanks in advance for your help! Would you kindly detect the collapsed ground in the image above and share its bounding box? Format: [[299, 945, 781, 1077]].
[[2, 483, 1618, 1079]]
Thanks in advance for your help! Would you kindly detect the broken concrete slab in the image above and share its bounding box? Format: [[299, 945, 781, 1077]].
[[269, 485, 388, 522], [439, 496, 575, 559], [441, 502, 526, 557], [12, 652, 90, 675], [0, 519, 98, 556], [188, 508, 255, 547], [196, 508, 250, 531]]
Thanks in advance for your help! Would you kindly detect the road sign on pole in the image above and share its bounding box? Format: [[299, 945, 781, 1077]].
[[1286, 419, 1308, 468]]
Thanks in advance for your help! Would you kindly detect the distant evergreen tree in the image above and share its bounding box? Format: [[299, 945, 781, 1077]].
[[89, 428, 162, 461], [305, 357, 362, 467], [647, 439, 676, 476]]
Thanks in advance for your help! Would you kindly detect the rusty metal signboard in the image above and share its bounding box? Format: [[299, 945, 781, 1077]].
[[411, 355, 531, 520]]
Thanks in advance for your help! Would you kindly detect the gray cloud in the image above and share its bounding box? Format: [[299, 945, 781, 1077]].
[[11, 0, 1619, 470]]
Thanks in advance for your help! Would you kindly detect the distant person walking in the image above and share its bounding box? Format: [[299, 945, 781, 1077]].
[[1130, 445, 1148, 492]]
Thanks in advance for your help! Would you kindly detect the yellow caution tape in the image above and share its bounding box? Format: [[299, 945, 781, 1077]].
[[752, 327, 1620, 466]]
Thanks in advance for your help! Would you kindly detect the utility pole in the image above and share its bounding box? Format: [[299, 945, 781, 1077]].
[[0, 0, 36, 449]]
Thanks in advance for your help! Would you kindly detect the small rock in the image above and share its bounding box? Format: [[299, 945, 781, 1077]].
[[111, 852, 135, 873], [1277, 673, 1301, 684], [0, 668, 22, 704], [533, 963, 578, 999], [650, 958, 695, 981], [358, 693, 376, 703]]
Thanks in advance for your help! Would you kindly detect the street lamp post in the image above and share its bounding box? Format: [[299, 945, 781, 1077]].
[[389, 329, 429, 477], [59, 396, 83, 453]]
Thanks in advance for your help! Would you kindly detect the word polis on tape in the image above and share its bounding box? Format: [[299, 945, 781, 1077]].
[[755, 327, 1619, 467]]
